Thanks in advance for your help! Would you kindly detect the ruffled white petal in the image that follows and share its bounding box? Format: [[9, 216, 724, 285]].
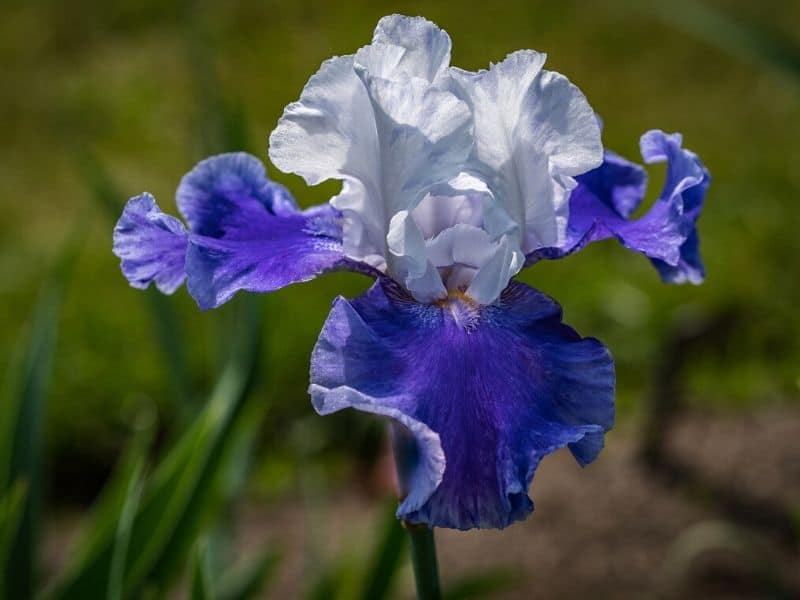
[[392, 174, 522, 304], [269, 56, 387, 263], [424, 225, 524, 305], [269, 17, 470, 270], [369, 14, 452, 82], [269, 56, 378, 186], [448, 50, 602, 253], [425, 224, 496, 269], [355, 73, 472, 219], [411, 188, 483, 239], [388, 206, 524, 305]]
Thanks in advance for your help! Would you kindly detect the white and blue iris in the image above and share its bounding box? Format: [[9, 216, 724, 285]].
[[113, 15, 709, 530]]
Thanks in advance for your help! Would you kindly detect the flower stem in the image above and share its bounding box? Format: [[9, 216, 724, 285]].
[[405, 522, 442, 600]]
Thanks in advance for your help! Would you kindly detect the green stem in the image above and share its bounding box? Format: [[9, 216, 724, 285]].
[[405, 523, 442, 600]]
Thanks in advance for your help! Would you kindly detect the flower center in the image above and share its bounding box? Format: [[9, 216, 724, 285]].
[[410, 179, 496, 293], [435, 289, 481, 329], [385, 173, 524, 306]]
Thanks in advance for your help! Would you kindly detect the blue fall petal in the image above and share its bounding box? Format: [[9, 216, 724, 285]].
[[573, 150, 648, 220], [310, 278, 615, 530], [113, 192, 188, 294], [530, 130, 709, 284], [176, 152, 299, 235], [179, 153, 346, 309], [641, 131, 710, 284], [112, 152, 349, 309], [185, 210, 345, 311]]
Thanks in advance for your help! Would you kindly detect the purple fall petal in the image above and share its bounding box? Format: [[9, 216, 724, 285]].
[[175, 153, 347, 309], [310, 279, 614, 530], [530, 130, 709, 284], [112, 192, 188, 294], [642, 131, 710, 284], [177, 152, 299, 234]]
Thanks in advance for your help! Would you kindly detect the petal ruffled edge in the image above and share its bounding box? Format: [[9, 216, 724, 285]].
[[448, 51, 603, 253], [310, 382, 446, 515], [641, 130, 710, 284], [368, 14, 452, 82], [176, 154, 349, 310], [527, 129, 710, 284], [176, 152, 298, 235], [112, 192, 188, 294]]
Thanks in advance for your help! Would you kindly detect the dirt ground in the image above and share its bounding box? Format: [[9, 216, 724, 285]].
[[232, 409, 800, 599]]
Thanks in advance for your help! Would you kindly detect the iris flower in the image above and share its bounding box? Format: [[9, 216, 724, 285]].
[[113, 15, 709, 530]]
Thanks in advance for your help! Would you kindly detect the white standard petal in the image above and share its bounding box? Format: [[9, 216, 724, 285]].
[[353, 71, 473, 274], [415, 173, 518, 240], [369, 14, 452, 82], [411, 186, 484, 239], [269, 55, 378, 187], [269, 19, 469, 272], [448, 50, 603, 253]]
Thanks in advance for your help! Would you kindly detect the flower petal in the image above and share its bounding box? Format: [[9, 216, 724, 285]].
[[177, 152, 298, 232], [355, 73, 473, 222], [464, 235, 524, 306], [386, 210, 447, 303], [354, 73, 474, 297], [652, 229, 704, 284], [269, 56, 379, 188], [575, 150, 649, 219], [530, 130, 709, 284], [641, 130, 709, 284], [269, 27, 470, 277], [113, 192, 188, 294], [367, 14, 451, 82], [177, 154, 346, 310], [310, 279, 615, 530], [448, 51, 603, 252]]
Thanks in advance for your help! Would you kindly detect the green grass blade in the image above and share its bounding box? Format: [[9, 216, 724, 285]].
[[184, 0, 250, 156], [190, 539, 215, 600], [106, 450, 145, 600], [52, 413, 154, 593], [0, 223, 83, 600], [359, 501, 407, 600], [306, 566, 346, 600], [142, 297, 264, 590], [50, 300, 263, 599], [0, 480, 28, 595], [143, 288, 193, 418]]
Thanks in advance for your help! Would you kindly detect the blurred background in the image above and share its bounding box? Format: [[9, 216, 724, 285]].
[[2, 0, 799, 598]]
